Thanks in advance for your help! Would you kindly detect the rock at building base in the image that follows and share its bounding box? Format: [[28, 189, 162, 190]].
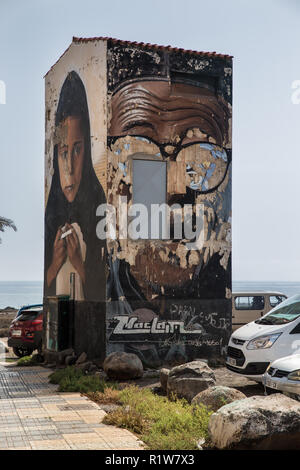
[[192, 386, 246, 411], [167, 361, 216, 402], [103, 352, 143, 380], [76, 352, 87, 365], [65, 355, 77, 366], [209, 394, 300, 450], [58, 348, 74, 365], [160, 368, 170, 392]]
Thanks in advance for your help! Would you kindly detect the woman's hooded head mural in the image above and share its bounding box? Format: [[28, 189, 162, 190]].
[[44, 71, 106, 302]]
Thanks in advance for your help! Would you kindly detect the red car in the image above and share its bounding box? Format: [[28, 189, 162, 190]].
[[8, 305, 43, 357]]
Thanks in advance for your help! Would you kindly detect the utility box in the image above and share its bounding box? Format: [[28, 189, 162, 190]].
[[44, 296, 72, 353]]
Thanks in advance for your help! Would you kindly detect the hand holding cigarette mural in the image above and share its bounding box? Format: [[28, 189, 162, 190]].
[[45, 71, 106, 302]]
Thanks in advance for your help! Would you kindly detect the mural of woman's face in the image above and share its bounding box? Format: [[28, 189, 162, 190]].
[[57, 116, 85, 203]]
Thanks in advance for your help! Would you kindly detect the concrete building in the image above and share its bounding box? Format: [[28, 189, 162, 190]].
[[43, 37, 232, 367]]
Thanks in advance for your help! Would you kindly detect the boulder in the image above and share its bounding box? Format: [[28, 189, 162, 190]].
[[192, 386, 246, 411], [103, 352, 143, 380], [167, 361, 216, 402], [209, 394, 300, 450], [160, 368, 170, 392], [76, 352, 87, 365], [58, 348, 74, 365], [65, 355, 77, 366]]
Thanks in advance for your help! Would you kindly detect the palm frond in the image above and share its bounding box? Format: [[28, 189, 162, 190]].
[[0, 217, 17, 244]]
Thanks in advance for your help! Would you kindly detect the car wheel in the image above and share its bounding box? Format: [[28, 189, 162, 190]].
[[13, 347, 32, 358]]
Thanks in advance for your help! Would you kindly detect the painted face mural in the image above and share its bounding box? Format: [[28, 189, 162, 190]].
[[57, 116, 85, 203], [44, 71, 106, 302], [107, 78, 232, 367]]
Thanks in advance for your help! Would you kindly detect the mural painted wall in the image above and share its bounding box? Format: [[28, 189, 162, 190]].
[[44, 38, 232, 365], [44, 40, 108, 359], [105, 40, 232, 366]]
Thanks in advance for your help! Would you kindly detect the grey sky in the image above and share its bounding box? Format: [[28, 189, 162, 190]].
[[0, 0, 299, 281]]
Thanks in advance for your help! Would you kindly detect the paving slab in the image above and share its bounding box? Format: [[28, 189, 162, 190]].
[[0, 365, 144, 450]]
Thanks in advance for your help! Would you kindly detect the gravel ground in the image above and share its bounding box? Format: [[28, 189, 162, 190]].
[[115, 365, 265, 397]]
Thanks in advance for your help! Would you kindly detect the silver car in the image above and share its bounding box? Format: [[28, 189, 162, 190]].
[[263, 354, 300, 400]]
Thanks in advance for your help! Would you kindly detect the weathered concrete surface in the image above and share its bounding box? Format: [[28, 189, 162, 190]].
[[209, 394, 300, 450], [167, 361, 216, 402], [192, 385, 246, 411], [103, 351, 143, 380]]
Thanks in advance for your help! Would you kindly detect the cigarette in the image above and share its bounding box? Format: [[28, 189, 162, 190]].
[[61, 229, 72, 240]]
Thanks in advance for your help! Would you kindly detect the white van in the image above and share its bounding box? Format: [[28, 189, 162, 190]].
[[232, 292, 287, 331], [226, 294, 300, 381]]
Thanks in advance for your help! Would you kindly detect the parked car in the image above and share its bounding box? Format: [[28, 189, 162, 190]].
[[263, 354, 300, 400], [8, 304, 43, 357], [15, 304, 43, 318], [232, 291, 287, 331], [226, 294, 300, 382]]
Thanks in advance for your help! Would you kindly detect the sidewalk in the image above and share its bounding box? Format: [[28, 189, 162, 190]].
[[0, 364, 144, 450]]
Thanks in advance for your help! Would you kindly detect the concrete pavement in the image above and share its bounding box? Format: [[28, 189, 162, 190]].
[[0, 362, 144, 450]]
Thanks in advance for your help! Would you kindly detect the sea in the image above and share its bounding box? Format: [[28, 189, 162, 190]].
[[1, 280, 300, 310], [0, 281, 43, 310]]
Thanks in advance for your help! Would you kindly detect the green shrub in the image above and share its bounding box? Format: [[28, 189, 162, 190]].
[[102, 386, 212, 450], [49, 366, 83, 384], [87, 388, 121, 405], [58, 374, 107, 393], [17, 354, 40, 367], [104, 407, 149, 434], [49, 366, 118, 393]]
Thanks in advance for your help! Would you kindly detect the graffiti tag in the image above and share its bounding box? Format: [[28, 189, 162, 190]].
[[111, 316, 205, 335], [169, 305, 230, 330], [161, 337, 221, 348]]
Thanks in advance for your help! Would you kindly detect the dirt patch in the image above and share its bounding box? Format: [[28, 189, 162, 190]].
[[213, 367, 265, 397]]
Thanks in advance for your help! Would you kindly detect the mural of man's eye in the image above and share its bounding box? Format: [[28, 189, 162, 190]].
[[110, 136, 161, 160], [177, 143, 229, 192]]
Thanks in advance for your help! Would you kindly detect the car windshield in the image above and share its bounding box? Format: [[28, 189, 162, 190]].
[[255, 294, 300, 325]]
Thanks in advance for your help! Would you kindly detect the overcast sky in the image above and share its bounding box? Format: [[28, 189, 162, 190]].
[[0, 0, 300, 281]]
